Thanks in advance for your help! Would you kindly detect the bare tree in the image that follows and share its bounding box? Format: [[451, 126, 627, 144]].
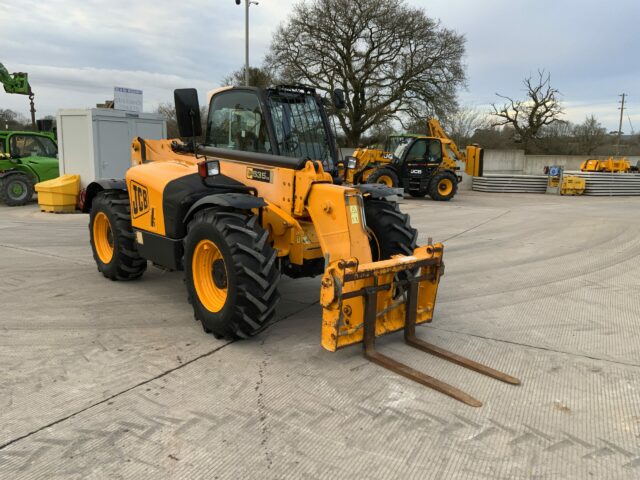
[[491, 70, 564, 151], [265, 0, 466, 146], [445, 106, 491, 146], [0, 109, 29, 130], [533, 120, 575, 154], [222, 66, 275, 89], [573, 115, 607, 154], [403, 107, 489, 146]]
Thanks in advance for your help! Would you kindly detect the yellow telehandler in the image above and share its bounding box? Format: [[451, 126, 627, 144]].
[[342, 119, 483, 201], [83, 85, 518, 406]]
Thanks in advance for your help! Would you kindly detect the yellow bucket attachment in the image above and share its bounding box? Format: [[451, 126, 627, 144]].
[[320, 241, 520, 407]]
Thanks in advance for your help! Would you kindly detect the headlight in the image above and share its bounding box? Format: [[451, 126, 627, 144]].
[[346, 156, 357, 169]]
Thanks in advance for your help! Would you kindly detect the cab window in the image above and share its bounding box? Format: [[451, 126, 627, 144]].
[[10, 135, 57, 158], [10, 135, 58, 158], [206, 91, 272, 154], [405, 139, 427, 161], [427, 140, 442, 163]]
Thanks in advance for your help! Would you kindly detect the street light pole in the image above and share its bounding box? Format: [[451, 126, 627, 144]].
[[236, 0, 259, 86], [245, 0, 249, 86]]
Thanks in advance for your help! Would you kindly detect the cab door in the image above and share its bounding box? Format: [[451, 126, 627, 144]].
[[8, 133, 59, 182], [396, 138, 443, 190]]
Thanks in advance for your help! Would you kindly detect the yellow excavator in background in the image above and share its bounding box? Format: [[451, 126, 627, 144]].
[[341, 119, 483, 201], [82, 85, 518, 406]]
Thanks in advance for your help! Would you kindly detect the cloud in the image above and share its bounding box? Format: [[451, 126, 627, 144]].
[[1, 0, 638, 132]]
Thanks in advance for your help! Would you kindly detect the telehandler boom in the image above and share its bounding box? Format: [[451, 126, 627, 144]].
[[83, 85, 519, 406], [0, 62, 37, 130]]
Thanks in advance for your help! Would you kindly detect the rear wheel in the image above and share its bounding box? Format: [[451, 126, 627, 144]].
[[0, 172, 34, 206], [366, 168, 399, 188], [89, 190, 147, 280], [184, 207, 280, 340], [364, 200, 417, 261], [428, 171, 457, 201]]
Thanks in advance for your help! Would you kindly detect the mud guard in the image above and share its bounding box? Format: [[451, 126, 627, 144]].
[[183, 193, 267, 225], [81, 179, 127, 213], [353, 183, 403, 201]]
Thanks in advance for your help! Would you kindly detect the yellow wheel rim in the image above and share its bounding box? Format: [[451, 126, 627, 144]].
[[93, 212, 114, 264], [192, 239, 228, 313], [377, 175, 393, 187], [438, 178, 454, 196]]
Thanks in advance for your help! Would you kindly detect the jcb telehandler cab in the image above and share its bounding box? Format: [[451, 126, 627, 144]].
[[83, 85, 518, 406]]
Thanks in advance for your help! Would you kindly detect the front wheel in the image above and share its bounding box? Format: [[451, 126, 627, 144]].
[[0, 172, 34, 206], [428, 171, 458, 201], [184, 207, 280, 340], [89, 190, 147, 280], [366, 168, 399, 188]]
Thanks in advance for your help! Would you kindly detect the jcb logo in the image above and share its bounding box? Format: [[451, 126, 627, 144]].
[[246, 167, 272, 183], [131, 181, 149, 218]]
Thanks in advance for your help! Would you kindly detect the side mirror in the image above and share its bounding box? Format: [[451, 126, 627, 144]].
[[174, 88, 203, 138], [333, 89, 346, 110]]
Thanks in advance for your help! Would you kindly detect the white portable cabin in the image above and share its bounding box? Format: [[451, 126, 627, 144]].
[[56, 108, 167, 188]]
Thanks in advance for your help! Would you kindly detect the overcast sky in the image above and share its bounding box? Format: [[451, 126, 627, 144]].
[[1, 0, 638, 132]]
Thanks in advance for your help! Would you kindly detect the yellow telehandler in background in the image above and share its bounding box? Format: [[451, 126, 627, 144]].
[[341, 119, 483, 201], [82, 85, 518, 406]]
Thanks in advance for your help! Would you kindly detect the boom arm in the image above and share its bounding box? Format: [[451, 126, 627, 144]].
[[0, 62, 36, 129], [427, 119, 483, 177], [427, 119, 466, 163], [0, 63, 31, 95]]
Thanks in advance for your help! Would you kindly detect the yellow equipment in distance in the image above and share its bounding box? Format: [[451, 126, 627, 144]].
[[342, 119, 483, 201], [580, 157, 632, 173]]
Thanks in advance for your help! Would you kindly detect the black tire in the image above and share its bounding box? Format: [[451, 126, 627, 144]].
[[184, 207, 280, 340], [366, 168, 399, 188], [428, 171, 458, 201], [364, 200, 417, 261], [0, 172, 34, 206], [408, 189, 427, 198], [89, 190, 147, 280]]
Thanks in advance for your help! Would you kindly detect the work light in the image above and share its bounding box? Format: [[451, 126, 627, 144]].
[[198, 160, 220, 178]]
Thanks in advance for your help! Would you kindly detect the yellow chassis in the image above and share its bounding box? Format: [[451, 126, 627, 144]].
[[131, 139, 443, 350], [127, 138, 518, 406]]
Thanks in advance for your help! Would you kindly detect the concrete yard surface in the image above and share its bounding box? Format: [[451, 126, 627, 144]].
[[1, 191, 640, 479]]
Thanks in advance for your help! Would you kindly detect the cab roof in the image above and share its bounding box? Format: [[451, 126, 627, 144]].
[[0, 130, 55, 139]]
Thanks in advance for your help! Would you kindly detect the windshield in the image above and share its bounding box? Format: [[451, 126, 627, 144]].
[[266, 91, 334, 170], [10, 134, 57, 158], [389, 137, 412, 158]]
